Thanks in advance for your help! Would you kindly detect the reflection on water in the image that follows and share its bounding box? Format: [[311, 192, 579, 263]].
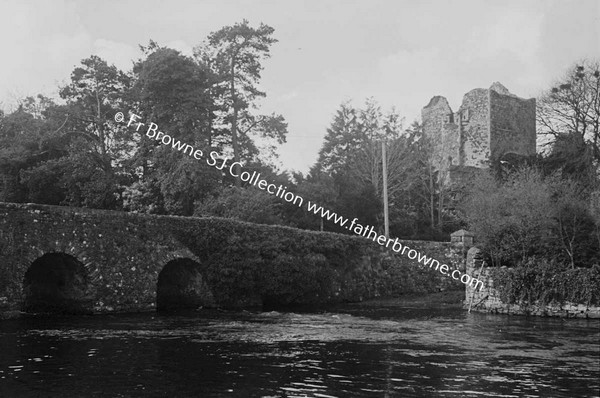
[[0, 303, 598, 397]]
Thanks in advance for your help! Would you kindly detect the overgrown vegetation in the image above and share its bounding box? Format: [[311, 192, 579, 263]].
[[0, 17, 598, 269], [305, 101, 460, 240], [463, 61, 600, 306], [462, 167, 599, 268], [0, 33, 464, 241], [491, 260, 600, 306], [169, 218, 463, 307]]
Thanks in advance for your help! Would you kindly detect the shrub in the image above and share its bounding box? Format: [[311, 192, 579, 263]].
[[167, 216, 465, 308], [463, 167, 599, 267], [491, 258, 600, 306], [194, 186, 285, 225], [170, 217, 375, 308]]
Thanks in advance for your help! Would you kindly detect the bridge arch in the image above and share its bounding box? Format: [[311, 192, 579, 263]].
[[22, 252, 93, 314], [156, 258, 215, 311]]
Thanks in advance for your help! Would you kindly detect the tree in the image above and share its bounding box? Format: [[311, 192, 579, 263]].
[[236, 112, 288, 164], [402, 121, 440, 236], [0, 96, 72, 205], [317, 101, 360, 175], [0, 105, 44, 202], [463, 166, 599, 267], [591, 190, 600, 249], [50, 55, 133, 209], [348, 100, 407, 200], [538, 60, 600, 165], [59, 56, 132, 173], [316, 99, 410, 233], [132, 47, 211, 139], [127, 46, 217, 215], [312, 100, 459, 239], [196, 20, 286, 183], [550, 177, 598, 268], [295, 168, 338, 231], [539, 130, 596, 187], [463, 168, 554, 266]]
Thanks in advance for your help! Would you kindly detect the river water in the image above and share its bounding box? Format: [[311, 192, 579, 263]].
[[0, 299, 598, 397]]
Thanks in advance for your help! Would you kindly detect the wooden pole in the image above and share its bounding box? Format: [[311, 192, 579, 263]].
[[382, 140, 389, 239]]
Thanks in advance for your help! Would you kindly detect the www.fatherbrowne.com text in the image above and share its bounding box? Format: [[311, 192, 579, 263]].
[[118, 112, 484, 292]]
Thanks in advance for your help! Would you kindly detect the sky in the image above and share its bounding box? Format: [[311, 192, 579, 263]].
[[1, 0, 599, 173]]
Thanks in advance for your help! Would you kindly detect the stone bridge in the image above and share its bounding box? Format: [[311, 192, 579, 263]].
[[0, 202, 466, 318], [0, 202, 379, 317], [0, 202, 220, 316]]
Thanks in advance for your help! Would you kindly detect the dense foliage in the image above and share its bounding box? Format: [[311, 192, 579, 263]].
[[491, 260, 600, 306], [194, 186, 284, 225], [0, 20, 598, 271], [463, 167, 599, 268], [463, 61, 600, 270], [461, 62, 600, 308], [537, 60, 600, 165], [0, 22, 286, 218], [298, 100, 459, 240], [169, 216, 462, 307]]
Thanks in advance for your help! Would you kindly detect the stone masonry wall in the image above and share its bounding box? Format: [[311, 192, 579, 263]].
[[422, 83, 536, 184], [0, 202, 466, 317], [464, 247, 600, 318], [458, 88, 490, 168], [489, 89, 536, 162], [421, 95, 459, 181]]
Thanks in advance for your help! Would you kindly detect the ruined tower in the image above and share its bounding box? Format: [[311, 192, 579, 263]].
[[421, 82, 536, 183]]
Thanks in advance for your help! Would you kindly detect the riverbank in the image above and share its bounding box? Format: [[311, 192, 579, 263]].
[[464, 248, 600, 319], [345, 290, 465, 308], [1, 291, 467, 320], [325, 290, 465, 320]]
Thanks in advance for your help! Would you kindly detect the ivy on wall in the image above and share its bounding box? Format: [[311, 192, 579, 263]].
[[491, 259, 600, 306]]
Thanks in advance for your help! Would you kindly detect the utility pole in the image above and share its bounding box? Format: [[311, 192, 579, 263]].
[[382, 140, 389, 239]]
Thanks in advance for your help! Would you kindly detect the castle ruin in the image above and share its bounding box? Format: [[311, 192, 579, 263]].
[[421, 82, 536, 183]]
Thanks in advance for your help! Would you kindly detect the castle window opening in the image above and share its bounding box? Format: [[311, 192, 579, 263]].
[[462, 109, 469, 121]]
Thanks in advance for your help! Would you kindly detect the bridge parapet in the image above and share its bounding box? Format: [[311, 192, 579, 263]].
[[0, 202, 465, 317]]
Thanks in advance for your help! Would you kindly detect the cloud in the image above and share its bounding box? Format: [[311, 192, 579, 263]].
[[0, 0, 92, 105], [462, 9, 545, 92], [374, 47, 453, 121], [272, 91, 299, 104], [372, 6, 547, 121], [0, 0, 598, 172], [93, 39, 139, 71], [165, 40, 194, 57]]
